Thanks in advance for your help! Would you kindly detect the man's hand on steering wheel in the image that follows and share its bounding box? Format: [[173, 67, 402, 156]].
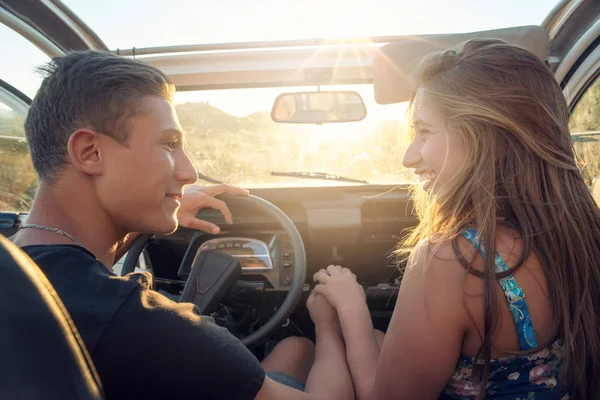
[[121, 194, 308, 347], [177, 184, 249, 234], [113, 184, 248, 262]]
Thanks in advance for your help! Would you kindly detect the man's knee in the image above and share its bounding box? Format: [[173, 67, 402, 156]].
[[262, 336, 315, 383], [277, 336, 315, 361]]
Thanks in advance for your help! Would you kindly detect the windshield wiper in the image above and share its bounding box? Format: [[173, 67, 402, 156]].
[[270, 171, 369, 184]]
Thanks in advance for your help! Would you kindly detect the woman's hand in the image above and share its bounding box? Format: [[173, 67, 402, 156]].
[[312, 265, 366, 312]]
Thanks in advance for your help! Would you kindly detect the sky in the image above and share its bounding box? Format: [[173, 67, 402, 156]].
[[1, 0, 560, 103]]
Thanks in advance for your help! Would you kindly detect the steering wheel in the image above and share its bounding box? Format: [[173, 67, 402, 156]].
[[121, 195, 307, 347]]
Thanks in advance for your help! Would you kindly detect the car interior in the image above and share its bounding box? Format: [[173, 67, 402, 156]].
[[1, 0, 599, 393]]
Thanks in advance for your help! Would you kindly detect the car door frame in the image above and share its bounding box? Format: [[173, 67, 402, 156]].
[[0, 78, 30, 118], [562, 40, 600, 112], [543, 0, 600, 108]]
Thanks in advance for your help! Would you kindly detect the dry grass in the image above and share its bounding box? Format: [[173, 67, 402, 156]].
[[573, 140, 600, 186], [569, 77, 600, 186], [181, 113, 411, 188], [0, 139, 37, 212]]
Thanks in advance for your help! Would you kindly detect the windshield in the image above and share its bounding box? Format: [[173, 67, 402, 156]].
[[175, 85, 411, 188]]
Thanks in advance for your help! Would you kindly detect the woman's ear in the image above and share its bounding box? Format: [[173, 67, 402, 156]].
[[67, 129, 104, 176]]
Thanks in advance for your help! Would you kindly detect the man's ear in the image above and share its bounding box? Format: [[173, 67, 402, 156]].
[[67, 129, 104, 176]]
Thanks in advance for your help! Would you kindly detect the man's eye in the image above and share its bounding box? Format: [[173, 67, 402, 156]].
[[165, 140, 178, 150]]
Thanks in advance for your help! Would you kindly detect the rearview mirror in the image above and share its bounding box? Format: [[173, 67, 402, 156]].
[[271, 91, 366, 124]]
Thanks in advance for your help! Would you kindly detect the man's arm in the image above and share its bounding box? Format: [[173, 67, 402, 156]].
[[256, 293, 354, 400], [255, 324, 354, 400], [312, 266, 380, 400], [335, 302, 381, 400], [304, 321, 354, 399]]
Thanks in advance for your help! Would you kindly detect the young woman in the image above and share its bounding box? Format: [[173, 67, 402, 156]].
[[311, 39, 600, 399]]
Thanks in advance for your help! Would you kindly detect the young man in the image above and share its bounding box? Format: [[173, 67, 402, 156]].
[[10, 51, 353, 400]]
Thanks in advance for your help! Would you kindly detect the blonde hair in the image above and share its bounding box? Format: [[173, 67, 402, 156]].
[[398, 38, 600, 399]]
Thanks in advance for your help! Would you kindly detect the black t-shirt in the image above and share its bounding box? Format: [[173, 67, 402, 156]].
[[22, 245, 265, 400]]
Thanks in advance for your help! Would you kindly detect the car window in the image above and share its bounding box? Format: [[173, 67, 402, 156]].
[[569, 75, 600, 186], [0, 99, 36, 212], [0, 22, 50, 212], [0, 23, 49, 98]]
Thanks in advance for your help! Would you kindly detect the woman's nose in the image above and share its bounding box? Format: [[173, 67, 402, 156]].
[[402, 140, 422, 169]]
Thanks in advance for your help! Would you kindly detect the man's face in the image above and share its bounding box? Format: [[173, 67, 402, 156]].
[[96, 96, 197, 234]]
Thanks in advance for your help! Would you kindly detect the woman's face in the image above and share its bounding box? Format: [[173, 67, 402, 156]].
[[402, 88, 467, 194]]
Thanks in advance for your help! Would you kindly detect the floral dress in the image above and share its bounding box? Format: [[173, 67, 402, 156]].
[[440, 228, 568, 399]]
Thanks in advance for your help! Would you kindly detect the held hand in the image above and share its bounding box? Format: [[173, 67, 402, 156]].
[[177, 184, 249, 234], [313, 265, 366, 311], [306, 291, 338, 328]]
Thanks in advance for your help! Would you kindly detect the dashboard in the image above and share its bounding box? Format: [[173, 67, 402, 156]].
[[175, 232, 295, 290], [144, 184, 418, 328]]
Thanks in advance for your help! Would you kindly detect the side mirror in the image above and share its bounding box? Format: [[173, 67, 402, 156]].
[[271, 91, 366, 124]]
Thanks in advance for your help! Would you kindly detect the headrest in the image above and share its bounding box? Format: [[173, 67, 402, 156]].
[[0, 235, 103, 399], [373, 25, 549, 104]]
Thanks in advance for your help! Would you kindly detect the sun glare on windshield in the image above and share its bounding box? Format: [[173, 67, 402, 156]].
[[174, 85, 412, 188]]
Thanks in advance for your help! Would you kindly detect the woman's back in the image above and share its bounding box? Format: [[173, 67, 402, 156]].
[[460, 226, 553, 359], [440, 225, 566, 398]]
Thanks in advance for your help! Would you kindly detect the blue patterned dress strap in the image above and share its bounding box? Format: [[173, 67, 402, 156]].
[[461, 228, 538, 350]]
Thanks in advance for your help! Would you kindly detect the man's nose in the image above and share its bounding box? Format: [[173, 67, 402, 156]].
[[402, 140, 422, 169], [175, 149, 198, 185]]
